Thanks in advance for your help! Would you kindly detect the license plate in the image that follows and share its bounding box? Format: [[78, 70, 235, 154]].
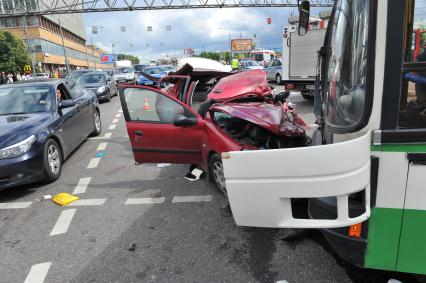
[[306, 85, 315, 90]]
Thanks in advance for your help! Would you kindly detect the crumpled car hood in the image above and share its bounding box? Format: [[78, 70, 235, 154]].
[[207, 70, 272, 101], [210, 102, 306, 137]]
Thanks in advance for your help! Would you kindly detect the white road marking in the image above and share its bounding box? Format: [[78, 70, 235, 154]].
[[125, 197, 166, 205], [50, 209, 77, 236], [87, 132, 112, 140], [68, 199, 106, 206], [96, 142, 108, 151], [115, 114, 121, 118], [172, 195, 213, 203], [24, 262, 52, 283], [0, 202, 32, 209], [108, 124, 116, 130], [118, 109, 123, 113], [87, 157, 101, 169], [112, 118, 119, 123], [72, 177, 92, 194]]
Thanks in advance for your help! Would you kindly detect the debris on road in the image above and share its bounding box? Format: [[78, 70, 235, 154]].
[[157, 163, 171, 168], [128, 243, 136, 251], [184, 168, 203, 181], [52, 193, 80, 206]]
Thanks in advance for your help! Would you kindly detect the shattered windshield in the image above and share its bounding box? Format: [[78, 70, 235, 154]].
[[323, 0, 370, 128]]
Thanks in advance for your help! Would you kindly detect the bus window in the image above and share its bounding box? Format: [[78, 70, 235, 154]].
[[399, 0, 426, 128]]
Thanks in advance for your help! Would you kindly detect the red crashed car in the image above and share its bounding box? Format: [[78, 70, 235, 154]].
[[119, 64, 310, 194]]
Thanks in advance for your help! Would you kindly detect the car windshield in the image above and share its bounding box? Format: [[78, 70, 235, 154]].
[[144, 67, 162, 75], [0, 86, 53, 115], [134, 65, 145, 72], [117, 67, 133, 73], [245, 61, 259, 66], [79, 74, 106, 84], [323, 0, 370, 129], [250, 53, 264, 61], [69, 71, 89, 80]]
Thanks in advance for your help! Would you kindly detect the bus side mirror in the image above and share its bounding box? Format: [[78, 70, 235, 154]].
[[298, 0, 310, 36]]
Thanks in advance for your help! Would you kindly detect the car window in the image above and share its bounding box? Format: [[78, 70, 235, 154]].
[[0, 85, 53, 114], [65, 80, 84, 99], [123, 88, 185, 123], [272, 60, 281, 67]]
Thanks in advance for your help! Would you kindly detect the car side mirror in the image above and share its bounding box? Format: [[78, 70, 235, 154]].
[[173, 114, 198, 127], [275, 91, 291, 103], [298, 0, 310, 36], [59, 100, 75, 109]]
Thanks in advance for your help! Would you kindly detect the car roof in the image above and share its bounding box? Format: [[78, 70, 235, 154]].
[[81, 71, 107, 75], [0, 79, 64, 87]]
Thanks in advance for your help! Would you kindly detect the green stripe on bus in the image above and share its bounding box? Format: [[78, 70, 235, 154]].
[[371, 144, 426, 152], [365, 207, 403, 271], [396, 209, 426, 274]]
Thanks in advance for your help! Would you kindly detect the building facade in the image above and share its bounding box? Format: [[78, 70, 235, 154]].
[[0, 1, 113, 76]]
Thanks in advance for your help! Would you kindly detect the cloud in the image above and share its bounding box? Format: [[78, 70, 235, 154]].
[[84, 7, 326, 62]]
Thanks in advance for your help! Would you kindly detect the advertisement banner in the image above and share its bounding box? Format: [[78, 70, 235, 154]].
[[231, 39, 253, 51], [100, 54, 116, 64], [184, 48, 194, 55]]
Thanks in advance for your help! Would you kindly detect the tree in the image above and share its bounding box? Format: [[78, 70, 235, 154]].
[[0, 30, 30, 73], [117, 53, 140, 64]]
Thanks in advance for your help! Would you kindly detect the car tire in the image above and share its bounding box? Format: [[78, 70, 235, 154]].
[[276, 74, 282, 85], [43, 139, 62, 182], [209, 153, 227, 197], [105, 89, 111, 102], [91, 109, 102, 137], [301, 91, 314, 100]]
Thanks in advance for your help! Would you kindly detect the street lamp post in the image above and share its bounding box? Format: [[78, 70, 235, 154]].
[[58, 19, 70, 73], [22, 16, 36, 76]]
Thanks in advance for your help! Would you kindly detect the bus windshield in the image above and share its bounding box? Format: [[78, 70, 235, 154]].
[[323, 0, 370, 129]]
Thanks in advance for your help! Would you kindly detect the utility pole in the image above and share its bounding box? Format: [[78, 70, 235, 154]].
[[58, 19, 70, 73], [91, 35, 96, 69], [23, 16, 36, 76]]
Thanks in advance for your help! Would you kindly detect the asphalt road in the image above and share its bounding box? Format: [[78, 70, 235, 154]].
[[0, 84, 416, 283]]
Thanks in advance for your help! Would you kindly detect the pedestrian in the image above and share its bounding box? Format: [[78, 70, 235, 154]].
[[16, 72, 22, 81], [0, 71, 6, 84], [7, 73, 13, 84]]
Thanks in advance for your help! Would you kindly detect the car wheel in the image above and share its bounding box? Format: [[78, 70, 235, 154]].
[[301, 91, 314, 100], [106, 89, 111, 102], [91, 110, 102, 136], [209, 153, 227, 197], [276, 74, 282, 85], [43, 139, 62, 182]]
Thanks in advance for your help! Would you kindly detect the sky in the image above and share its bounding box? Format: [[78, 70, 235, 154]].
[[84, 7, 326, 62]]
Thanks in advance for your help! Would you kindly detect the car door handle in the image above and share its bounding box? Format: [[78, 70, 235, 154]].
[[134, 130, 143, 136]]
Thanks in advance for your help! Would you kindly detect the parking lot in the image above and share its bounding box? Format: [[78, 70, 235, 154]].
[[0, 83, 417, 283]]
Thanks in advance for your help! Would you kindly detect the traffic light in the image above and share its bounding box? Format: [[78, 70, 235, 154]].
[[267, 17, 272, 24]]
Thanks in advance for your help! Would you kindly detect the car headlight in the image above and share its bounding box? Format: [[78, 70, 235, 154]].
[[0, 135, 36, 159], [96, 85, 106, 93]]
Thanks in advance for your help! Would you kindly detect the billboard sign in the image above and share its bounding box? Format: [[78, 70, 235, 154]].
[[100, 54, 115, 64], [184, 48, 194, 56], [231, 39, 253, 51]]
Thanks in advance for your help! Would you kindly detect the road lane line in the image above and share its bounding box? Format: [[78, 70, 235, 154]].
[[108, 124, 116, 130], [68, 199, 106, 206], [72, 177, 92, 194], [87, 132, 112, 140], [115, 114, 121, 118], [96, 142, 108, 151], [87, 157, 101, 169], [112, 118, 119, 123], [50, 209, 77, 236], [0, 202, 32, 209], [172, 195, 213, 203], [118, 109, 123, 113], [125, 197, 166, 205], [24, 262, 52, 283]]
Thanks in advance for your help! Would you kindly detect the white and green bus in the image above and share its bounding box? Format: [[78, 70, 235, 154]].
[[222, 0, 426, 275]]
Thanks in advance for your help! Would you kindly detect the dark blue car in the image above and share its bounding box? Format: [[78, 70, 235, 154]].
[[0, 79, 102, 189], [137, 66, 167, 86]]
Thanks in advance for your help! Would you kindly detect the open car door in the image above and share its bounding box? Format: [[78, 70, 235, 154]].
[[119, 85, 204, 164], [222, 131, 371, 228]]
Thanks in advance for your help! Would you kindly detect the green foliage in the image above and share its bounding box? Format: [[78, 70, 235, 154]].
[[0, 30, 30, 73], [117, 53, 140, 64], [198, 51, 235, 63]]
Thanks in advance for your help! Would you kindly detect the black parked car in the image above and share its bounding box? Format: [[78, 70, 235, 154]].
[[78, 72, 118, 102], [0, 79, 102, 189]]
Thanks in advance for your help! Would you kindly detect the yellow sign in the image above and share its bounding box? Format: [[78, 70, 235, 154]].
[[24, 64, 32, 73], [231, 39, 253, 52]]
